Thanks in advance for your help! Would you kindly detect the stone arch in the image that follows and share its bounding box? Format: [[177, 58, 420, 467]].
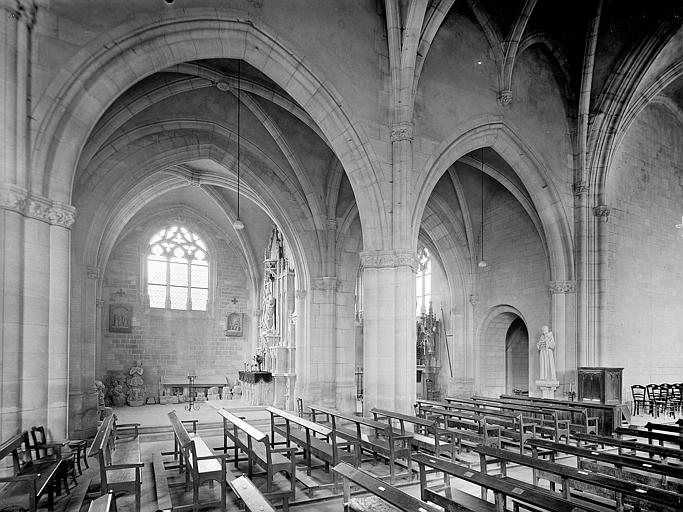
[[414, 117, 573, 283], [477, 305, 527, 396], [31, 8, 388, 249]]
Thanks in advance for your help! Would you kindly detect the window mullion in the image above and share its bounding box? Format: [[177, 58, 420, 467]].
[[186, 261, 192, 311], [165, 259, 171, 309]]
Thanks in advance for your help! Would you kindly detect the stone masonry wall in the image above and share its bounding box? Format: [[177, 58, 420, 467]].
[[606, 104, 683, 397], [99, 223, 250, 402]]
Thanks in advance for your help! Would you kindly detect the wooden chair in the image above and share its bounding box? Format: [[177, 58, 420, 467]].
[[630, 384, 648, 415], [647, 384, 669, 418], [30, 426, 77, 490]]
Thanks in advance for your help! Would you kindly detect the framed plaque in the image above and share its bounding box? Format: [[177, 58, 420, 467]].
[[225, 312, 243, 337], [109, 304, 133, 333]]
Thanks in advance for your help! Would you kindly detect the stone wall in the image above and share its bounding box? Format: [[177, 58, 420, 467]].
[[606, 103, 683, 394], [99, 222, 250, 403]]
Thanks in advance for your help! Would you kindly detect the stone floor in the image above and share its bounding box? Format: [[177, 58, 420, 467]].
[[5, 401, 679, 512]]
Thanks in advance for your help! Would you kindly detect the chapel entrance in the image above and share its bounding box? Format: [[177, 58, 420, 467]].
[[505, 317, 529, 395]]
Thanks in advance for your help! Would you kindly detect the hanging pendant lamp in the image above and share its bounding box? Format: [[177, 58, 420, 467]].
[[233, 60, 245, 231], [478, 148, 487, 268]]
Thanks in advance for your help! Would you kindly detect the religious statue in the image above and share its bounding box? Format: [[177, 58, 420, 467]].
[[261, 292, 276, 331], [126, 359, 145, 406], [108, 379, 126, 407], [537, 325, 556, 381]]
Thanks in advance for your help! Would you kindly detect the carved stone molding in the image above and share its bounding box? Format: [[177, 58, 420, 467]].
[[0, 183, 77, 228], [360, 250, 417, 272], [469, 294, 479, 306], [549, 280, 576, 294], [311, 277, 340, 292], [593, 205, 610, 222], [498, 89, 513, 107], [86, 267, 100, 280], [573, 181, 589, 195], [0, 182, 28, 214], [390, 122, 414, 142], [6, 0, 37, 27]]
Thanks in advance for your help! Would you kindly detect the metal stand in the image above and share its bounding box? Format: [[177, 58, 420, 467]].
[[185, 374, 200, 411]]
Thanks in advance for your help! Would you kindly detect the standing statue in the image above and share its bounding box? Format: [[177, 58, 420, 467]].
[[261, 293, 276, 331], [537, 325, 556, 380], [126, 359, 145, 406]]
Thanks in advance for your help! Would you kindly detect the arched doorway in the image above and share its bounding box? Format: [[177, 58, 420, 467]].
[[505, 318, 529, 394]]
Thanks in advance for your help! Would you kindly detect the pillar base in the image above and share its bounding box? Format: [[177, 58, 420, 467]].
[[535, 379, 560, 399]]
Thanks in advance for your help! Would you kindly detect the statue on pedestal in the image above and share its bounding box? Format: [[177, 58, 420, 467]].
[[537, 326, 556, 380], [126, 359, 145, 406]]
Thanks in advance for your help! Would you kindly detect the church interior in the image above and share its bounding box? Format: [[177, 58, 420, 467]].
[[1, 0, 683, 511]]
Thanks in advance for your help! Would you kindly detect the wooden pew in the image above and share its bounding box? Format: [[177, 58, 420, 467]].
[[266, 406, 354, 492], [370, 407, 458, 461], [615, 426, 683, 449], [217, 409, 296, 510], [168, 410, 230, 512], [332, 462, 440, 512], [573, 431, 683, 462], [413, 452, 582, 512], [476, 443, 683, 512], [309, 404, 413, 484], [420, 400, 535, 453], [499, 394, 599, 434], [463, 395, 571, 442], [527, 437, 683, 486], [646, 421, 683, 435], [0, 431, 65, 512], [229, 475, 276, 512], [87, 414, 143, 512], [88, 492, 116, 512]]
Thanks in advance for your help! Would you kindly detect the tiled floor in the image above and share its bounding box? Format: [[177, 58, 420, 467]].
[[10, 402, 679, 512]]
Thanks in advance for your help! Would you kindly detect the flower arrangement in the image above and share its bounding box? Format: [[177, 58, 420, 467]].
[[254, 353, 264, 371]]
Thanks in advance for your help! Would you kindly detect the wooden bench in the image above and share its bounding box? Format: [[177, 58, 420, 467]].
[[229, 475, 276, 512], [217, 408, 296, 510], [266, 406, 355, 493], [370, 407, 461, 461], [332, 462, 440, 512], [421, 402, 535, 453], [87, 414, 143, 512], [573, 431, 683, 462], [0, 431, 65, 512], [88, 491, 116, 512], [167, 410, 230, 512], [462, 395, 571, 442], [526, 437, 683, 491], [499, 394, 599, 434], [309, 404, 413, 484], [615, 426, 683, 449], [413, 452, 582, 512], [477, 442, 683, 512]]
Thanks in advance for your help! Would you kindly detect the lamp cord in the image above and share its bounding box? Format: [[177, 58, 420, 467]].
[[481, 147, 484, 262], [237, 60, 241, 220]]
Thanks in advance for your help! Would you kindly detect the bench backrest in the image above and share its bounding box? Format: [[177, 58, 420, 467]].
[[217, 409, 268, 443], [266, 406, 332, 436], [168, 410, 193, 448], [370, 407, 435, 434], [88, 414, 115, 458], [0, 432, 33, 474]]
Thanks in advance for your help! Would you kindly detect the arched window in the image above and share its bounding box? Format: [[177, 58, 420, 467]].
[[416, 247, 431, 316], [147, 225, 209, 311]]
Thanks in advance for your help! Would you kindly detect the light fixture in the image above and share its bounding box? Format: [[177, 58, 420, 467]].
[[478, 147, 487, 268], [233, 60, 245, 231]]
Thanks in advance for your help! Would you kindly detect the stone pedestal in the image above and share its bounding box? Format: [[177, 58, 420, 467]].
[[535, 379, 560, 399]]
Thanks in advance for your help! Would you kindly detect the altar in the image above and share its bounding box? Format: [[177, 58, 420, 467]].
[[160, 374, 228, 403], [238, 371, 273, 405]]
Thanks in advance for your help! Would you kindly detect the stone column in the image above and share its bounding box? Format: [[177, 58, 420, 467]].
[[0, 184, 26, 440], [361, 250, 416, 415], [550, 280, 577, 395], [594, 205, 610, 365], [308, 277, 338, 408]]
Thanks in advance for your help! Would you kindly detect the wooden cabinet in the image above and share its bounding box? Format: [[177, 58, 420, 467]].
[[578, 367, 623, 405]]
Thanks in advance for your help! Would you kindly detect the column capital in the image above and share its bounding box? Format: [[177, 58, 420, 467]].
[[498, 89, 513, 107], [295, 289, 307, 300], [360, 249, 417, 272], [86, 267, 100, 280], [549, 280, 576, 294], [0, 183, 77, 228], [390, 122, 414, 142], [326, 218, 337, 230], [4, 0, 37, 28], [469, 294, 479, 306], [573, 181, 589, 195], [593, 205, 610, 222]]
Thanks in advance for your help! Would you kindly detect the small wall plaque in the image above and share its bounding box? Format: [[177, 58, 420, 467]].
[[225, 312, 243, 337], [109, 304, 133, 333]]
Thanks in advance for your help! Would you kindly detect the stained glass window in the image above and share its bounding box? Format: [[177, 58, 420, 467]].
[[147, 226, 209, 311]]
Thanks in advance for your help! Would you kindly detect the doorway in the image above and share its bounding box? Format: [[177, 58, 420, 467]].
[[505, 318, 529, 394]]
